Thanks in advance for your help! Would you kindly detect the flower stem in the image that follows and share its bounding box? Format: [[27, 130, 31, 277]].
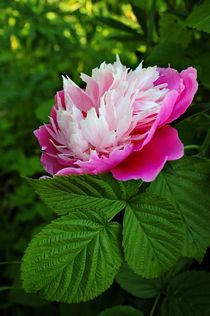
[[149, 294, 161, 316], [0, 261, 20, 265], [184, 144, 200, 150], [0, 286, 21, 292]]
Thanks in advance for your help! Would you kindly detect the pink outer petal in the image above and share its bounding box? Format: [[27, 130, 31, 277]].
[[166, 67, 198, 123], [133, 67, 197, 152], [34, 125, 57, 154], [41, 153, 63, 175], [133, 90, 179, 151], [156, 67, 182, 91], [156, 67, 198, 124], [111, 126, 184, 182], [34, 125, 63, 175], [56, 144, 133, 176]]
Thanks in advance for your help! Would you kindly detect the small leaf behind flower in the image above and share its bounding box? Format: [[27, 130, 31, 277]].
[[99, 305, 145, 316], [186, 0, 210, 34], [116, 258, 193, 299], [116, 263, 162, 299], [160, 271, 210, 315]]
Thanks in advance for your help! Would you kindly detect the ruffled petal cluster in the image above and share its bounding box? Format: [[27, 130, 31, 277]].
[[34, 57, 198, 181]]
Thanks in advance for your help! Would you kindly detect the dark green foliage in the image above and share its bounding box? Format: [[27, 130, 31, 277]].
[[99, 305, 145, 316], [116, 263, 162, 299], [186, 0, 210, 33], [160, 271, 210, 315]]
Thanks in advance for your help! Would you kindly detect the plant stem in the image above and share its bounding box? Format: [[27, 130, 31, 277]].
[[0, 286, 21, 292], [184, 144, 200, 150], [200, 129, 210, 155], [0, 261, 21, 265], [149, 294, 161, 316]]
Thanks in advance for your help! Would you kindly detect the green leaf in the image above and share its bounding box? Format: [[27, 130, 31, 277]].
[[146, 42, 187, 68], [99, 305, 144, 316], [160, 271, 210, 316], [27, 174, 141, 219], [186, 0, 210, 33], [95, 17, 140, 35], [148, 157, 210, 261], [131, 4, 147, 35], [163, 257, 192, 282], [194, 53, 210, 90], [116, 257, 192, 300], [21, 210, 123, 303], [160, 13, 191, 48], [116, 263, 162, 299], [107, 34, 143, 43], [175, 103, 210, 124], [123, 193, 184, 278]]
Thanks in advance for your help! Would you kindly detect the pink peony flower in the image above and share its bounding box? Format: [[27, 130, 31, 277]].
[[34, 56, 198, 181]]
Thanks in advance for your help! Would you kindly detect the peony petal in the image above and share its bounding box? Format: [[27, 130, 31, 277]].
[[55, 166, 84, 176], [133, 90, 179, 151], [80, 73, 100, 107], [41, 153, 63, 175], [76, 144, 133, 174], [63, 77, 93, 112], [156, 67, 198, 124], [34, 125, 64, 175], [156, 67, 182, 91], [166, 67, 198, 123], [111, 126, 184, 182], [34, 125, 57, 154]]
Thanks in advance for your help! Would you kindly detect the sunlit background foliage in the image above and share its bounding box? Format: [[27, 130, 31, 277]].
[[1, 0, 210, 315]]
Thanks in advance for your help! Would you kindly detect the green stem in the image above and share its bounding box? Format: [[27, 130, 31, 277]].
[[0, 286, 21, 292], [149, 294, 161, 316], [184, 145, 200, 151], [200, 129, 210, 155], [0, 261, 20, 265]]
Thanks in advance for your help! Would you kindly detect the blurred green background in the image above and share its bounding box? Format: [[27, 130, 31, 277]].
[[1, 0, 210, 315]]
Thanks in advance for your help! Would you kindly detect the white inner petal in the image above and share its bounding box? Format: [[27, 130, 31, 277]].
[[52, 57, 169, 162]]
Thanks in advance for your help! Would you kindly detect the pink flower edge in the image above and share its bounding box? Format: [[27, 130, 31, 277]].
[[111, 125, 184, 182]]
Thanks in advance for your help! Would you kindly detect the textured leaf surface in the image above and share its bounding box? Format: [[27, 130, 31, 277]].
[[123, 193, 184, 278], [116, 263, 161, 298], [21, 210, 123, 303], [99, 305, 144, 316], [186, 0, 210, 33], [27, 174, 140, 218], [160, 271, 210, 316], [149, 157, 210, 260]]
